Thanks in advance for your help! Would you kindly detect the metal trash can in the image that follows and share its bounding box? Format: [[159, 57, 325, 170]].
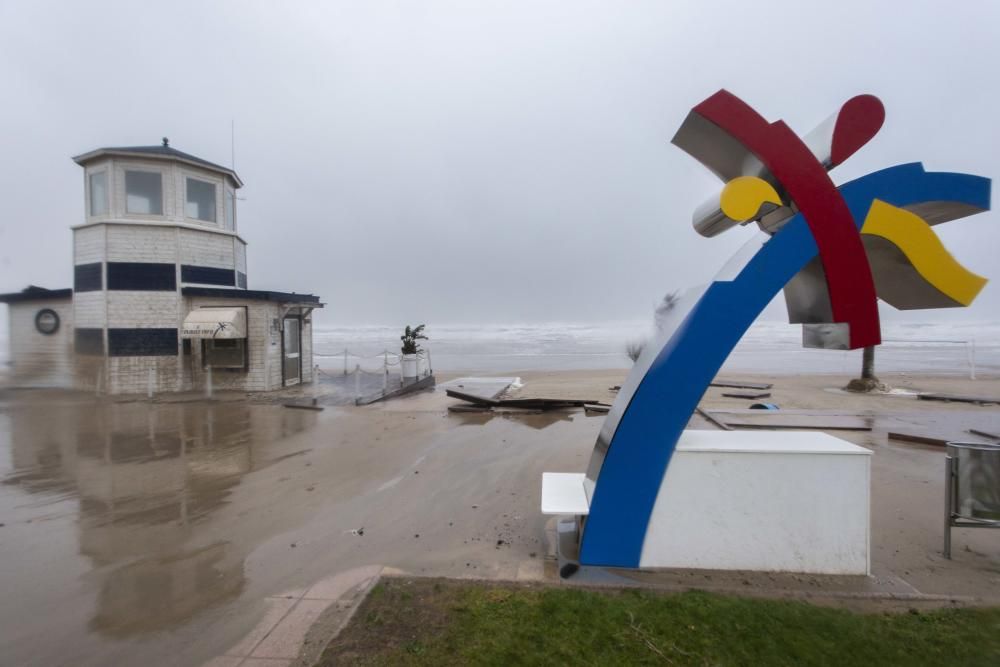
[[944, 441, 1000, 558]]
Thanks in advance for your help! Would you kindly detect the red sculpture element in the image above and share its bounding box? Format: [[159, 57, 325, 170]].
[[830, 95, 885, 168], [691, 91, 881, 349]]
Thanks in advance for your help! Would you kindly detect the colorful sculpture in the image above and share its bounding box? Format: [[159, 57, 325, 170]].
[[579, 90, 991, 568]]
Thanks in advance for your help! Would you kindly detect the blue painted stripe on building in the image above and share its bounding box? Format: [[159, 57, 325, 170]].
[[578, 164, 992, 567], [74, 263, 103, 292], [181, 265, 236, 286], [107, 328, 178, 356], [106, 262, 176, 291]]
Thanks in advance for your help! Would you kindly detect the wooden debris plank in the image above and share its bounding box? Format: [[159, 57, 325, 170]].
[[888, 431, 948, 447], [448, 404, 492, 413], [721, 415, 871, 431], [493, 407, 547, 415], [968, 428, 1000, 441], [710, 380, 774, 390], [695, 407, 733, 431], [721, 391, 772, 399], [584, 404, 610, 414], [445, 388, 500, 407], [497, 398, 588, 409], [917, 393, 1000, 405], [282, 402, 324, 411], [712, 409, 867, 416]]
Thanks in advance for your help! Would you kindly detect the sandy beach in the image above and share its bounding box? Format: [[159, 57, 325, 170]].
[[0, 370, 998, 666]]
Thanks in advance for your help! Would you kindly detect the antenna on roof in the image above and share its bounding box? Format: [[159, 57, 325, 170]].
[[162, 137, 169, 147]]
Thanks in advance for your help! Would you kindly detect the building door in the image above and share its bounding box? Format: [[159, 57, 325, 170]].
[[282, 317, 301, 386]]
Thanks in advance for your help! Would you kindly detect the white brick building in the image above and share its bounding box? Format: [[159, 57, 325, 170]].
[[1, 141, 322, 394]]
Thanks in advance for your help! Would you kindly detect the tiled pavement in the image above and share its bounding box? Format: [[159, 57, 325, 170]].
[[203, 565, 384, 667]]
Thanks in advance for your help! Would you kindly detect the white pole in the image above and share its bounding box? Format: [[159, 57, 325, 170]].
[[427, 349, 433, 376], [354, 363, 361, 398], [344, 350, 348, 376], [383, 351, 388, 391], [147, 368, 155, 399], [968, 340, 977, 381]]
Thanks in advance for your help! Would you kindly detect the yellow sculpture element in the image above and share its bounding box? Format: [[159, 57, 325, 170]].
[[862, 199, 987, 306], [719, 176, 783, 222]]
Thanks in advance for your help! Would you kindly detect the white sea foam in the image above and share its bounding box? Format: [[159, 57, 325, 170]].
[[314, 320, 1000, 375]]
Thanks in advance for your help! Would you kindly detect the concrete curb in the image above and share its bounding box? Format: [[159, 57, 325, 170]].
[[203, 565, 384, 667]]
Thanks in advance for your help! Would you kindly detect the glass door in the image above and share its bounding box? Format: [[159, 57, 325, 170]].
[[282, 317, 301, 386]]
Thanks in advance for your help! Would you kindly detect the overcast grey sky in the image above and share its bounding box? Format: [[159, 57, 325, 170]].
[[1, 0, 998, 328]]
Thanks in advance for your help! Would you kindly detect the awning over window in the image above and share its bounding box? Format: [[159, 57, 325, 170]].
[[181, 308, 246, 339]]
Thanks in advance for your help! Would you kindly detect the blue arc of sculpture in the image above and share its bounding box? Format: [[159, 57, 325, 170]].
[[579, 163, 991, 568]]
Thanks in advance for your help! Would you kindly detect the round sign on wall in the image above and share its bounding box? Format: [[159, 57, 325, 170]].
[[35, 308, 60, 335]]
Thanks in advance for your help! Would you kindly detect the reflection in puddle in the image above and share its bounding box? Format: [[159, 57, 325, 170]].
[[1, 399, 317, 638], [452, 409, 576, 431]]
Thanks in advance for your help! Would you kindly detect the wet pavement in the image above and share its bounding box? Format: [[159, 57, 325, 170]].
[[0, 386, 592, 666], [1, 376, 999, 666]]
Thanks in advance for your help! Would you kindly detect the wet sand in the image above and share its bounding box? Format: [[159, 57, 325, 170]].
[[0, 372, 998, 665]]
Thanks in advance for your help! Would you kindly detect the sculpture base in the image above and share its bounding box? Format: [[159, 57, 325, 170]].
[[542, 430, 871, 575]]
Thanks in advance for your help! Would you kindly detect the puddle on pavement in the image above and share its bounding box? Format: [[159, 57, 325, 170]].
[[451, 409, 577, 430], [0, 397, 318, 647]]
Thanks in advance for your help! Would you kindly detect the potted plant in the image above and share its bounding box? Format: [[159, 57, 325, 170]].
[[400, 324, 428, 381]]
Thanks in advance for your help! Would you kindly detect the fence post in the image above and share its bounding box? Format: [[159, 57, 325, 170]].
[[343, 350, 348, 376], [147, 368, 155, 399], [427, 349, 433, 376], [206, 366, 213, 400], [383, 351, 389, 391], [354, 363, 361, 398]]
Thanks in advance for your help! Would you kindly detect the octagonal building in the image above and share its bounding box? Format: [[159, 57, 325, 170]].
[[1, 140, 323, 394]]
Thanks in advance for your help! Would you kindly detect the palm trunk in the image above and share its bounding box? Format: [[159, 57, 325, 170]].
[[861, 345, 876, 380]]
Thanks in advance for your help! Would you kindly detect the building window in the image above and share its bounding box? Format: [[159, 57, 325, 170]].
[[202, 338, 247, 369], [125, 170, 163, 215], [225, 190, 236, 230], [74, 262, 103, 292], [89, 171, 108, 216], [186, 178, 217, 222]]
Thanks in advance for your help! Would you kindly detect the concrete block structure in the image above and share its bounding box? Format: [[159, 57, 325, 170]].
[[1, 141, 323, 394]]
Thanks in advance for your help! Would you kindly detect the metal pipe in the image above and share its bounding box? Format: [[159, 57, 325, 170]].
[[944, 454, 953, 559]]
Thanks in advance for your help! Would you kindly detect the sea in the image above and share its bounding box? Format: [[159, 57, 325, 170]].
[[0, 318, 995, 377], [312, 320, 1000, 377]]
